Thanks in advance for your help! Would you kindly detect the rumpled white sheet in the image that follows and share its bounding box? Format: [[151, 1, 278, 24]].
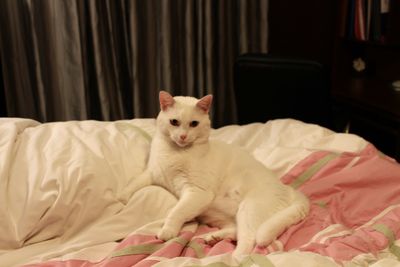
[[0, 118, 371, 267]]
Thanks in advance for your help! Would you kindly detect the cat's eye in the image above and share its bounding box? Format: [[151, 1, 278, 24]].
[[170, 119, 180, 126], [190, 121, 199, 127]]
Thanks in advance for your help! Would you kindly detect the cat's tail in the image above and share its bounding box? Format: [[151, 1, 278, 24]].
[[255, 191, 310, 246]]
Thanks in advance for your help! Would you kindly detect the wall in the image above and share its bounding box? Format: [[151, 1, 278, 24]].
[[268, 0, 336, 68]]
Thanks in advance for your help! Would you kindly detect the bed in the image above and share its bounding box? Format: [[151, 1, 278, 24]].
[[1, 117, 400, 267]]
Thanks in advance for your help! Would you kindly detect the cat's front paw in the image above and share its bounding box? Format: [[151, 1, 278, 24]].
[[157, 225, 180, 241], [202, 227, 237, 244]]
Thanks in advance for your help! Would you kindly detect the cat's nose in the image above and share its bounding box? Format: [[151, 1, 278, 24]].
[[180, 134, 187, 140]]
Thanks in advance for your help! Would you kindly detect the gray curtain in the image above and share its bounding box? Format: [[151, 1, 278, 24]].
[[0, 0, 268, 127]]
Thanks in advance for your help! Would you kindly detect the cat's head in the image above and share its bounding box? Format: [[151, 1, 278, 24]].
[[156, 91, 213, 148]]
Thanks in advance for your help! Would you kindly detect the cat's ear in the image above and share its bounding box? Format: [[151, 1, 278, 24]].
[[196, 94, 213, 113], [159, 91, 175, 111]]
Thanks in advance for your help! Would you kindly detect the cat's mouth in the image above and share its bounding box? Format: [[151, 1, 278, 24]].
[[176, 140, 189, 147], [174, 139, 192, 148]]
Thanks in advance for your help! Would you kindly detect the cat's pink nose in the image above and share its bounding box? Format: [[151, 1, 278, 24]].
[[180, 134, 187, 140]]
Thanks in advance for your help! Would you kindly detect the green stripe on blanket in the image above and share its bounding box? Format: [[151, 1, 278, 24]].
[[188, 254, 275, 267], [189, 262, 231, 267], [373, 224, 396, 243], [290, 153, 338, 189], [373, 224, 400, 260], [111, 236, 188, 257], [187, 240, 206, 258]]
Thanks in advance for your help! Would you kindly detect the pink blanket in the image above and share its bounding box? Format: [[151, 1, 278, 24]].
[[23, 144, 400, 266]]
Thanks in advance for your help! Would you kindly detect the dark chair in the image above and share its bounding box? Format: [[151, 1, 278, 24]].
[[234, 53, 333, 129]]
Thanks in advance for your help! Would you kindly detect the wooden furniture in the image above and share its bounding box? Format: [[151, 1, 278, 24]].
[[331, 0, 400, 160], [268, 0, 400, 160]]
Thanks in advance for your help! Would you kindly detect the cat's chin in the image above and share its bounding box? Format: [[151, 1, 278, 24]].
[[174, 140, 191, 148]]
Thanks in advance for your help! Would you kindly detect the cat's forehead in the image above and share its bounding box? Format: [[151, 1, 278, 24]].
[[172, 96, 202, 116], [164, 97, 207, 121], [169, 103, 202, 118], [173, 96, 199, 106]]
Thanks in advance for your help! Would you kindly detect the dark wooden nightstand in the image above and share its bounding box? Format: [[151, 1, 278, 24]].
[[331, 0, 400, 161], [332, 77, 400, 161]]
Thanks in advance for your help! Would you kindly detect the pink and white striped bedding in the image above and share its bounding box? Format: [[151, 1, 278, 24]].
[[1, 118, 400, 267]]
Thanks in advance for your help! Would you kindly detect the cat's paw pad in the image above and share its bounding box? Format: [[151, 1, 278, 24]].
[[157, 226, 179, 241]]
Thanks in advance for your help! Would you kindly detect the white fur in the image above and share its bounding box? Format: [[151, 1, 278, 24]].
[[126, 91, 310, 256]]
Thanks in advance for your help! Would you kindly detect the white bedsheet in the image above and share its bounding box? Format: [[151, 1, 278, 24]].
[[0, 118, 381, 267]]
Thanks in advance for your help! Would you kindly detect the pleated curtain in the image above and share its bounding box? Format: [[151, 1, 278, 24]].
[[0, 0, 268, 127]]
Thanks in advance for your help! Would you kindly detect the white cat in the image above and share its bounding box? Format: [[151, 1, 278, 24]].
[[123, 91, 310, 256]]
